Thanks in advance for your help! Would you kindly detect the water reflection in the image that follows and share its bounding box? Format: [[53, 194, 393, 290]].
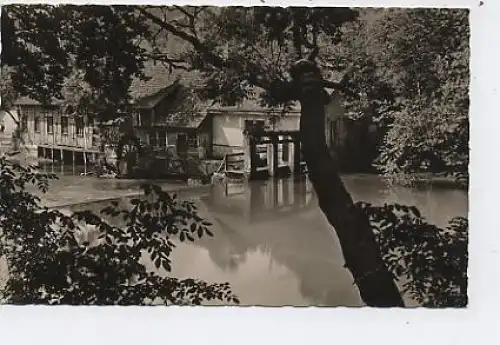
[[175, 176, 466, 306], [182, 177, 364, 306], [66, 175, 467, 306]]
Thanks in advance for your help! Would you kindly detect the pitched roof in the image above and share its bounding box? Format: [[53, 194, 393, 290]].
[[157, 110, 208, 129], [129, 63, 181, 101], [152, 83, 211, 129], [13, 62, 304, 116], [13, 61, 203, 106], [207, 95, 301, 114]]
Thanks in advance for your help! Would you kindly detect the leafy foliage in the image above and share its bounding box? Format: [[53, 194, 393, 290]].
[[0, 157, 238, 305], [330, 9, 469, 181], [0, 67, 19, 116], [0, 67, 24, 149], [2, 5, 358, 109], [2, 5, 148, 109], [187, 7, 358, 106], [357, 201, 468, 307]]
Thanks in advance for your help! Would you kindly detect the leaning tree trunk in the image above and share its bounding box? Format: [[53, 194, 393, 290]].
[[292, 60, 404, 307]]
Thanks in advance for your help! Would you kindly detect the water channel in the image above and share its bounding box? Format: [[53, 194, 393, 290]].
[[55, 171, 467, 307]]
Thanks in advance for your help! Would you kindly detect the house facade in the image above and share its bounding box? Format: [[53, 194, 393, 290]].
[[9, 60, 356, 175], [130, 80, 212, 159], [13, 97, 99, 164], [207, 92, 346, 160], [208, 105, 301, 158]]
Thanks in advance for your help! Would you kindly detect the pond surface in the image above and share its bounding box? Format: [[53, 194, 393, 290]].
[[65, 174, 468, 307]]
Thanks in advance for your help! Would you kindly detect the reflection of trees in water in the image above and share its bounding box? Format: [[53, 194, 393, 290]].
[[61, 176, 465, 306], [204, 217, 253, 273], [198, 177, 363, 306]]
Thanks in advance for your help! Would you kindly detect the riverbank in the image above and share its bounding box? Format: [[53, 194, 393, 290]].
[[32, 172, 467, 209], [27, 176, 212, 209], [375, 172, 468, 190]]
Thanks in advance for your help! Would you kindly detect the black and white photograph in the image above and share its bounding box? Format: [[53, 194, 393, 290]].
[[0, 5, 469, 308]]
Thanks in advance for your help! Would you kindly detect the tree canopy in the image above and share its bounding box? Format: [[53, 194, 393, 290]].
[[330, 8, 469, 180], [1, 6, 358, 108]]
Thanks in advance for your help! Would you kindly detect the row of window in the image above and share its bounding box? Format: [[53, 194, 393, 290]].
[[32, 115, 85, 136], [148, 130, 167, 147], [146, 130, 199, 148]]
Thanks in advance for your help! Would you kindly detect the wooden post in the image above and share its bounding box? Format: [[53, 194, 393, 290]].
[[51, 112, 55, 173], [243, 134, 251, 175], [266, 141, 273, 177], [293, 135, 301, 173], [83, 115, 87, 175], [288, 140, 295, 174], [72, 150, 76, 175], [273, 135, 278, 177], [83, 152, 87, 175], [249, 137, 257, 179]]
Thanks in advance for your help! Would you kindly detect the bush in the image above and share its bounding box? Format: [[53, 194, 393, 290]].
[[358, 201, 468, 307], [0, 156, 238, 305]]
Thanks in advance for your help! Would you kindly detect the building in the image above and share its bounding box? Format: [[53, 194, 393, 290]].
[[208, 100, 302, 159], [131, 78, 212, 159], [207, 91, 346, 156], [12, 65, 206, 165], [13, 96, 99, 164], [11, 63, 353, 175]]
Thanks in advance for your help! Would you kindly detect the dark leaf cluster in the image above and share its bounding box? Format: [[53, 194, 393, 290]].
[[356, 201, 468, 307], [0, 157, 238, 305]]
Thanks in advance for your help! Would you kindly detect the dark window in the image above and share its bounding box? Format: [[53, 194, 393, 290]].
[[75, 117, 84, 136], [244, 119, 265, 133], [34, 116, 40, 132], [282, 141, 290, 162], [149, 130, 158, 147], [187, 132, 198, 147], [141, 110, 152, 127], [61, 116, 69, 135], [46, 116, 54, 134], [158, 130, 166, 147]]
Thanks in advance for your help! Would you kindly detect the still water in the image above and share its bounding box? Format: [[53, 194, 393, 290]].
[[65, 175, 467, 307]]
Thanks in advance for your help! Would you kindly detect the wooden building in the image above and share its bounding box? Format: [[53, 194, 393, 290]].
[[11, 62, 374, 175], [131, 79, 212, 159], [13, 96, 99, 165]]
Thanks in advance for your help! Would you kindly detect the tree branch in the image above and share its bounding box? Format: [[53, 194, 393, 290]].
[[322, 79, 358, 98], [136, 7, 227, 69]]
